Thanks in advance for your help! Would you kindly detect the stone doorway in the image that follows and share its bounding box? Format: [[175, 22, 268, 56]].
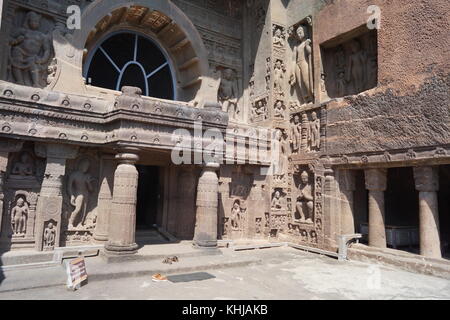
[[438, 165, 450, 259], [136, 165, 163, 231]]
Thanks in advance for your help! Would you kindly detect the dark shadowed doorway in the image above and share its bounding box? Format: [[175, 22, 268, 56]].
[[136, 165, 161, 230]]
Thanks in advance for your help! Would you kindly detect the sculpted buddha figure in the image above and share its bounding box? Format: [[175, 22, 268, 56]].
[[68, 159, 96, 229], [295, 171, 314, 224], [11, 197, 28, 235], [290, 25, 313, 105], [12, 152, 34, 176], [44, 222, 56, 249]]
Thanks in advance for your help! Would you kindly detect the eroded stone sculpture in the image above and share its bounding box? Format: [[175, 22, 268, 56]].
[[43, 221, 56, 250], [11, 197, 28, 236], [295, 171, 314, 224], [273, 60, 285, 98], [230, 199, 242, 230], [346, 40, 367, 93], [273, 100, 285, 120], [271, 190, 283, 210], [9, 11, 53, 88], [290, 25, 313, 105], [290, 115, 301, 154], [218, 68, 239, 120], [67, 159, 96, 229], [12, 152, 34, 176], [308, 112, 320, 152]]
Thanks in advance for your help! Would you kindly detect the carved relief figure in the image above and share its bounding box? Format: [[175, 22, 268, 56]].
[[43, 222, 56, 250], [346, 40, 367, 93], [222, 217, 229, 236], [273, 101, 285, 120], [11, 197, 28, 235], [334, 46, 347, 96], [290, 115, 301, 154], [9, 11, 53, 87], [290, 25, 313, 105], [295, 171, 314, 224], [218, 68, 239, 120], [255, 217, 262, 234], [274, 129, 288, 181], [273, 27, 285, 47], [271, 190, 282, 210], [12, 152, 34, 176], [273, 60, 285, 97], [230, 200, 242, 230], [308, 112, 320, 152], [67, 159, 95, 229], [251, 99, 267, 119]]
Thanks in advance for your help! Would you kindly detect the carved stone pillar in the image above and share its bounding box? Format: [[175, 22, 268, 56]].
[[193, 163, 219, 248], [340, 170, 356, 235], [93, 155, 116, 242], [0, 140, 24, 238], [0, 152, 8, 235], [323, 167, 339, 248], [413, 166, 441, 259], [365, 168, 387, 249], [35, 144, 79, 251], [105, 152, 140, 255]]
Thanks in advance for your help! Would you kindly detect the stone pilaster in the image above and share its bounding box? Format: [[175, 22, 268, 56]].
[[365, 168, 387, 249], [105, 152, 140, 255], [340, 170, 356, 235], [34, 143, 79, 251], [413, 166, 441, 259], [323, 167, 339, 248], [193, 162, 219, 248], [93, 155, 116, 242], [176, 167, 197, 239], [0, 152, 8, 236]]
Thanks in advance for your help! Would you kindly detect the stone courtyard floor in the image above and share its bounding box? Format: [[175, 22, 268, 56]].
[[0, 246, 449, 300]]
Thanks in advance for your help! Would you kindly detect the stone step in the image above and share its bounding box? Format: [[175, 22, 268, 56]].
[[0, 250, 54, 266], [0, 250, 262, 292], [87, 253, 262, 282]]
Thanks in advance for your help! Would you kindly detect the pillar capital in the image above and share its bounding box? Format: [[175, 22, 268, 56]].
[[115, 150, 140, 164], [364, 168, 387, 191], [203, 162, 220, 170], [413, 166, 439, 192], [340, 169, 356, 191]]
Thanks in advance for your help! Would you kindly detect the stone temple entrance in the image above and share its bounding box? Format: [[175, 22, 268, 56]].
[[135, 165, 167, 245], [136, 166, 161, 230]]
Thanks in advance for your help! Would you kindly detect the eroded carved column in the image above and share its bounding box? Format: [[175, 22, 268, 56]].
[[193, 163, 219, 248], [340, 170, 356, 235], [413, 166, 441, 259], [35, 144, 78, 251], [365, 168, 387, 249], [105, 152, 139, 255], [93, 155, 116, 242], [0, 152, 8, 235]]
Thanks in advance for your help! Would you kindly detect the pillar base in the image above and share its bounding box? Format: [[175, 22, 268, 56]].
[[93, 234, 108, 242], [104, 243, 138, 255], [192, 240, 218, 249]]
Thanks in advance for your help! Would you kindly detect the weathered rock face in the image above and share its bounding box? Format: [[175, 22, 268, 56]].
[[0, 0, 448, 263], [326, 75, 449, 155]]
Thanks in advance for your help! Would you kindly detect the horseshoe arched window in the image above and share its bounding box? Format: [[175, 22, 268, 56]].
[[84, 31, 175, 100]]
